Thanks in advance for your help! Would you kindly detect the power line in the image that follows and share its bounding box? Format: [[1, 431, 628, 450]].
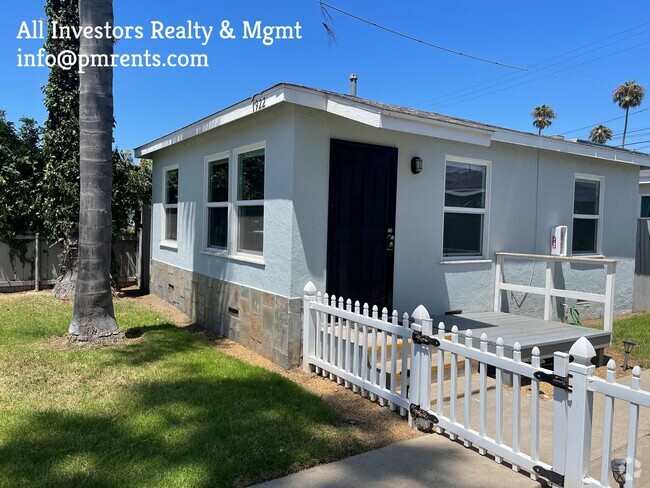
[[611, 126, 650, 136], [320, 2, 623, 84], [413, 24, 650, 109], [430, 39, 650, 112], [320, 2, 527, 70], [611, 128, 650, 139], [560, 108, 650, 136], [319, 1, 650, 139], [614, 139, 650, 147]]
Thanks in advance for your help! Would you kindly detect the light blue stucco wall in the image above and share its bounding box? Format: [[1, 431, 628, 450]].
[[290, 105, 639, 318], [149, 101, 639, 319], [150, 103, 296, 297]]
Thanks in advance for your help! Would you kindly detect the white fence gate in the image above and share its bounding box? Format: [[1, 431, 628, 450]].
[[302, 282, 650, 488]]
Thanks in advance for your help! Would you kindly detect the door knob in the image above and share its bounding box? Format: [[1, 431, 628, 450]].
[[387, 228, 395, 251]]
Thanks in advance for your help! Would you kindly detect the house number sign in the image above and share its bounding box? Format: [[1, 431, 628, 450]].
[[252, 96, 266, 112]]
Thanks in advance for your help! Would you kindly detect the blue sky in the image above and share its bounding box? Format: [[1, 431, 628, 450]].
[[2, 1, 650, 155]]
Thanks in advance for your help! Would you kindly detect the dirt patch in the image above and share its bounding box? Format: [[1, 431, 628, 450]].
[[48, 334, 142, 351], [133, 292, 194, 327], [0, 290, 52, 300], [594, 347, 640, 379], [123, 292, 423, 450]]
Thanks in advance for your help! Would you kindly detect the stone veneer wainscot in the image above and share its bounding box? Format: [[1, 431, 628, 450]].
[[149, 259, 302, 368]]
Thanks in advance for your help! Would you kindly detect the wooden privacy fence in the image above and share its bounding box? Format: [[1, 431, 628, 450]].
[[494, 252, 617, 332], [0, 234, 139, 292], [302, 281, 650, 487]]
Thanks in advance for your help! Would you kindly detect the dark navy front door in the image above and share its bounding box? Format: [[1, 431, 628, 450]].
[[326, 139, 398, 309]]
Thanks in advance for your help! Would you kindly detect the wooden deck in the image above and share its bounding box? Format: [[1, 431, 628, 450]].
[[431, 311, 611, 362]]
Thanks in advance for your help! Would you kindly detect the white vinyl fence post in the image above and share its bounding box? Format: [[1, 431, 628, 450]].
[[494, 254, 503, 312], [419, 308, 433, 413], [604, 262, 616, 333], [564, 337, 596, 487], [407, 312, 418, 428], [302, 281, 318, 371], [552, 351, 570, 487], [544, 259, 553, 321]]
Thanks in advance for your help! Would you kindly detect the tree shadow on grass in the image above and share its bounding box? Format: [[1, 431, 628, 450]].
[[0, 374, 359, 487], [98, 322, 210, 368]]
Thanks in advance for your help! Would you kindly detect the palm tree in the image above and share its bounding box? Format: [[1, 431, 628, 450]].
[[69, 0, 123, 343], [612, 81, 645, 148], [531, 105, 557, 135], [589, 125, 613, 144]]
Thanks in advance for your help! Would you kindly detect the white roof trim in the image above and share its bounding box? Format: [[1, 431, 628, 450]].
[[382, 110, 492, 147], [493, 129, 650, 167], [136, 84, 494, 157], [136, 86, 287, 156], [135, 84, 650, 167]]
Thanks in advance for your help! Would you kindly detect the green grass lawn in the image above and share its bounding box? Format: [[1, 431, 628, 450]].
[[610, 314, 650, 368], [0, 294, 362, 488]]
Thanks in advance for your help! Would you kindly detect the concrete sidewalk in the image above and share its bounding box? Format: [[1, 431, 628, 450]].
[[254, 433, 541, 488]]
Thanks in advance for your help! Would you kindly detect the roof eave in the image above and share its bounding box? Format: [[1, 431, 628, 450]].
[[135, 84, 288, 158], [135, 83, 650, 167], [493, 130, 650, 168]]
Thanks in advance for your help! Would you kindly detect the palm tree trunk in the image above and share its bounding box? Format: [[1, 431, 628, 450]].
[[622, 106, 630, 149], [69, 0, 122, 343]]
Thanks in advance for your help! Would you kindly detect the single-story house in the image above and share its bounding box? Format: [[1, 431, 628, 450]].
[[135, 83, 650, 368]]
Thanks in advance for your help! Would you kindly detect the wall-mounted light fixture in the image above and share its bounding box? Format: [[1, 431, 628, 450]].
[[411, 157, 423, 174]]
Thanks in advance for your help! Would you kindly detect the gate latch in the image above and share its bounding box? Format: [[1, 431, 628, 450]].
[[411, 330, 440, 347], [409, 404, 439, 424], [533, 466, 565, 487], [533, 371, 572, 392]]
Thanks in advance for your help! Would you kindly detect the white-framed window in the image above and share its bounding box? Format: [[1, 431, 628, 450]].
[[162, 165, 179, 245], [204, 152, 230, 251], [442, 156, 490, 259], [233, 142, 265, 256], [572, 174, 603, 255], [641, 195, 650, 218]]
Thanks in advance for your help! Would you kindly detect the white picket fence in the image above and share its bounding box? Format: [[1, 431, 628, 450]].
[[302, 281, 650, 488]]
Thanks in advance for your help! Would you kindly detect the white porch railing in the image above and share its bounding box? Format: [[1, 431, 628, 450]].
[[302, 281, 650, 487], [493, 252, 618, 332]]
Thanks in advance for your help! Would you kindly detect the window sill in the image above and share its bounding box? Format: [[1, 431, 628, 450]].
[[200, 249, 228, 259], [201, 250, 265, 266], [160, 241, 178, 251], [571, 253, 604, 259], [439, 259, 493, 265]]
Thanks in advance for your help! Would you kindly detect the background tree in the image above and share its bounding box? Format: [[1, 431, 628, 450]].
[[42, 0, 81, 297], [42, 0, 80, 243], [0, 112, 44, 264], [41, 0, 150, 300], [589, 125, 613, 144], [69, 0, 122, 343], [111, 150, 152, 285], [612, 80, 645, 148], [112, 150, 152, 237], [531, 104, 557, 135]]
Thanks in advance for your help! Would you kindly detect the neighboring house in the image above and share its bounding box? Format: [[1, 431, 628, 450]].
[[135, 83, 650, 368], [640, 169, 650, 217]]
